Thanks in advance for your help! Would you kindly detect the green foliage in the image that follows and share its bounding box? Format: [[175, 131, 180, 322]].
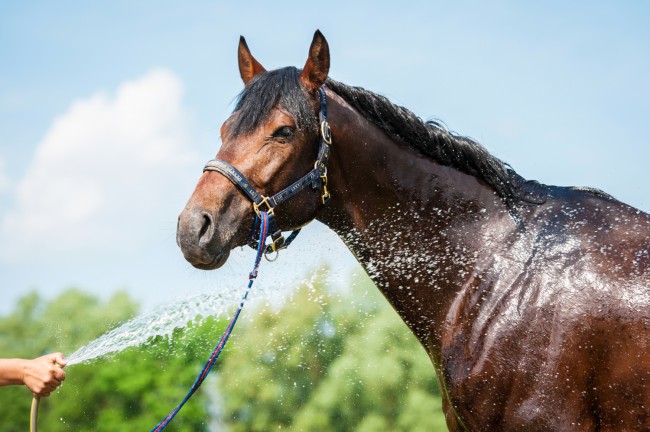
[[0, 289, 221, 431], [43, 323, 220, 431], [0, 270, 449, 431], [218, 270, 447, 431]]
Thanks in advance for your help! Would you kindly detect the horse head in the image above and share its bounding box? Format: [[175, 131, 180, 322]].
[[177, 31, 331, 269]]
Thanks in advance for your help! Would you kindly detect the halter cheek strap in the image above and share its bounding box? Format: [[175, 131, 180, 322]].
[[203, 85, 332, 258]]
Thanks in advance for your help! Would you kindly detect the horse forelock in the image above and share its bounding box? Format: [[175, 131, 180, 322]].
[[228, 67, 318, 140]]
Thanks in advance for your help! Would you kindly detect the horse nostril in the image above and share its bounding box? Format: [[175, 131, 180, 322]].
[[198, 212, 214, 243]]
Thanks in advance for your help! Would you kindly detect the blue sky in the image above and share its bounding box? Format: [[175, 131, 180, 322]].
[[1, 1, 649, 314]]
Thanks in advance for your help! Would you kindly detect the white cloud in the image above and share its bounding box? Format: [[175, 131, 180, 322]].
[[0, 69, 198, 261]]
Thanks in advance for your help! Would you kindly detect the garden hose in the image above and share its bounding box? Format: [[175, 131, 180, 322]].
[[29, 357, 66, 431], [30, 395, 40, 432]]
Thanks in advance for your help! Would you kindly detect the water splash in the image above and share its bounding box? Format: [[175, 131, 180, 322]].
[[62, 237, 347, 367], [65, 291, 242, 366]]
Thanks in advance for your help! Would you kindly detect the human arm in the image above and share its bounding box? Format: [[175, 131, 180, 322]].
[[0, 353, 67, 397]]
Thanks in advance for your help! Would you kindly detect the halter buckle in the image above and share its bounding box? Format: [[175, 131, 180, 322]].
[[320, 120, 332, 145], [263, 231, 285, 261], [253, 196, 275, 217], [270, 230, 286, 252]]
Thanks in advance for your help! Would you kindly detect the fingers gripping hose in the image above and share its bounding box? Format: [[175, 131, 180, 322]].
[[30, 395, 40, 432]]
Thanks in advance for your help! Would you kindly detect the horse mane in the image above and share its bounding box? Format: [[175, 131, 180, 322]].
[[229, 67, 540, 208], [325, 79, 536, 208]]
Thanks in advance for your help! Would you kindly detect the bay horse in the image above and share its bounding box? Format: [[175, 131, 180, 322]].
[[177, 31, 650, 431]]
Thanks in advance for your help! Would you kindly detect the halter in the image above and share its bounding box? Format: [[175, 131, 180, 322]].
[[203, 84, 332, 258]]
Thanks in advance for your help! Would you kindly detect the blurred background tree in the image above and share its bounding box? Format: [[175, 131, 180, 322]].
[[0, 270, 448, 431], [218, 270, 447, 431], [0, 289, 217, 431]]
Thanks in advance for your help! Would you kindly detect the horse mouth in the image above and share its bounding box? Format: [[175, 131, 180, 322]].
[[191, 250, 230, 270]]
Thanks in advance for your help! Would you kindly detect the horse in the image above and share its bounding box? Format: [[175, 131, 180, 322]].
[[176, 31, 650, 431]]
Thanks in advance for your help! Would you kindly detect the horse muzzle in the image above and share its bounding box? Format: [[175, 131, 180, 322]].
[[176, 207, 237, 270]]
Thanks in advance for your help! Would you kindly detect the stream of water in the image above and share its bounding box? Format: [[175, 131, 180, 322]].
[[65, 290, 245, 366], [62, 237, 345, 367]]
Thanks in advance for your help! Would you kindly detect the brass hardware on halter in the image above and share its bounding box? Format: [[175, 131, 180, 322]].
[[253, 196, 275, 217], [321, 185, 331, 204], [320, 167, 331, 204], [321, 120, 332, 145], [270, 235, 285, 252], [262, 230, 285, 261], [264, 249, 279, 262]]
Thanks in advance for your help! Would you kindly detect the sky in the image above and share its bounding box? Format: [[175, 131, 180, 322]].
[[1, 1, 649, 315]]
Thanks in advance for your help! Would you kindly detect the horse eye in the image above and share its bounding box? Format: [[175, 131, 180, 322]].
[[271, 126, 294, 140]]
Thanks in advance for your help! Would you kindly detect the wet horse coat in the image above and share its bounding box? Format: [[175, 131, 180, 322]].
[[177, 31, 650, 431]]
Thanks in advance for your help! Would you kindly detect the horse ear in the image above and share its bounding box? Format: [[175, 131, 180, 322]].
[[238, 36, 266, 85], [300, 30, 330, 92]]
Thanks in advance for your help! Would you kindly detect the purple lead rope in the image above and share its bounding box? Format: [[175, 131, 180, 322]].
[[151, 212, 270, 432]]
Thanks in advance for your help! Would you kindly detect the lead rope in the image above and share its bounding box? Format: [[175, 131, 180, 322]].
[[150, 211, 271, 432]]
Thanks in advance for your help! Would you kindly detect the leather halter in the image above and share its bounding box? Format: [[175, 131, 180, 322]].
[[203, 85, 332, 257]]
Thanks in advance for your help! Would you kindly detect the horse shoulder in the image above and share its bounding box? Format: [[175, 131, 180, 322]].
[[437, 191, 650, 430]]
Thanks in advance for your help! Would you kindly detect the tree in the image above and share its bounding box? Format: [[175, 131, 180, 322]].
[[217, 270, 447, 431], [0, 289, 222, 431], [1, 271, 449, 431]]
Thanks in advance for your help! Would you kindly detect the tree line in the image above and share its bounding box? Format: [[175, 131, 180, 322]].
[[0, 270, 447, 431]]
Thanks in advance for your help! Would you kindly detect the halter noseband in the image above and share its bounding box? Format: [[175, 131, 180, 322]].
[[203, 85, 332, 258]]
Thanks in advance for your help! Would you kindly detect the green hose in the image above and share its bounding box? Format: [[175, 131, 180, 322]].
[[30, 395, 40, 432]]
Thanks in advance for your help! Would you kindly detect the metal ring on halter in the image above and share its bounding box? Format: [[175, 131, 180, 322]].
[[264, 249, 279, 262], [321, 121, 332, 145]]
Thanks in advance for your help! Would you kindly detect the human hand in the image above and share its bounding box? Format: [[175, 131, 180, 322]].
[[23, 353, 67, 397]]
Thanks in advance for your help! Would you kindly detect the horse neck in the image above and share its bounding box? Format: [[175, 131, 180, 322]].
[[317, 91, 514, 352]]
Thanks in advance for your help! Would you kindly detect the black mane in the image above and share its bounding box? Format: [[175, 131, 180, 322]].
[[230, 67, 538, 208], [325, 79, 536, 208]]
